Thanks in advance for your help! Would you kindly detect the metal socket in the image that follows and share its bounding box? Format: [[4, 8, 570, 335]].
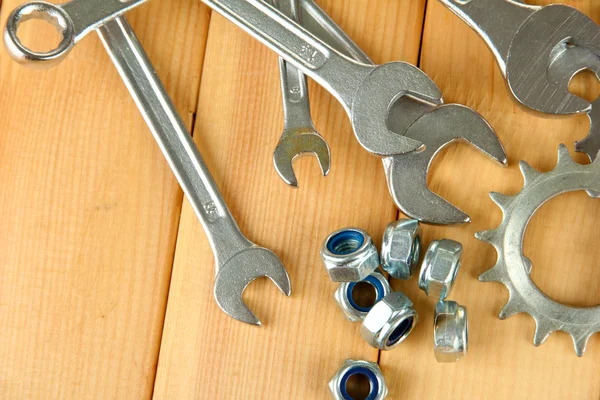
[[321, 227, 380, 282]]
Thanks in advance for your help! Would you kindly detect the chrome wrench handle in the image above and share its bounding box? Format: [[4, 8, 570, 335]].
[[438, 0, 536, 74], [201, 0, 369, 111], [202, 0, 434, 157], [97, 17, 252, 267], [4, 0, 147, 68], [276, 0, 313, 130], [4, 0, 292, 325]]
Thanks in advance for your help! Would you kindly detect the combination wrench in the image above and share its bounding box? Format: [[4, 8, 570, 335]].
[[4, 0, 292, 326], [272, 0, 330, 188], [287, 0, 507, 224], [194, 0, 507, 222], [199, 0, 445, 158]]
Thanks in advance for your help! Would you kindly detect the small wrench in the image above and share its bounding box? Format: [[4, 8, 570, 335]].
[[4, 1, 292, 326], [294, 0, 507, 224], [200, 0, 446, 157], [272, 0, 330, 188]]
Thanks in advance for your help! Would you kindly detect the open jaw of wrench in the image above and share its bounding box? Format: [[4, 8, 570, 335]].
[[200, 0, 447, 157], [295, 0, 507, 224], [439, 0, 600, 161], [272, 0, 330, 188], [4, 1, 291, 326]]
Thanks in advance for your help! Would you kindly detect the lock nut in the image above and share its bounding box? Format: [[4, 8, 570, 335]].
[[434, 300, 468, 363], [334, 271, 391, 322], [328, 359, 388, 399], [361, 292, 418, 350], [381, 219, 421, 280], [418, 239, 462, 300], [321, 227, 380, 282]]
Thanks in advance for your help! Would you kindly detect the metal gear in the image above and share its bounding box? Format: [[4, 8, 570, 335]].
[[477, 145, 600, 356]]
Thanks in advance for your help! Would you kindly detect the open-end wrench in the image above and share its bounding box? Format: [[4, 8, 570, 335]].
[[272, 0, 330, 188], [199, 0, 447, 158], [439, 0, 600, 115], [4, 1, 291, 326], [295, 0, 507, 224], [439, 0, 600, 160]]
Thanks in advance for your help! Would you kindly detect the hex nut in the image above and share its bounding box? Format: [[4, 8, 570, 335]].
[[321, 227, 380, 282], [334, 271, 392, 322], [381, 219, 421, 280], [418, 239, 463, 300], [328, 359, 388, 400], [361, 292, 418, 350], [434, 301, 468, 363]]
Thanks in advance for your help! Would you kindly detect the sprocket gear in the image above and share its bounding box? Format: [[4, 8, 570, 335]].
[[477, 145, 600, 356]]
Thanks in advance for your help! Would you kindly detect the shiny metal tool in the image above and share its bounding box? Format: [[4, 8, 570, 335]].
[[293, 0, 507, 224], [439, 0, 600, 160], [272, 0, 330, 188], [478, 145, 600, 356], [199, 0, 445, 157], [4, 1, 291, 326]]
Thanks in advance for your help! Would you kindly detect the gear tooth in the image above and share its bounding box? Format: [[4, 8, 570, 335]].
[[587, 190, 600, 198], [556, 144, 576, 167], [475, 229, 496, 243], [572, 334, 591, 357], [532, 320, 552, 347], [489, 192, 512, 211], [519, 161, 540, 184], [499, 300, 522, 319], [479, 265, 504, 283]]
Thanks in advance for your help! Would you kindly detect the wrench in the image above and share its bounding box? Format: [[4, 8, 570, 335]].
[[439, 0, 600, 160], [4, 1, 292, 326], [272, 0, 330, 188], [199, 0, 446, 157], [295, 0, 507, 224]]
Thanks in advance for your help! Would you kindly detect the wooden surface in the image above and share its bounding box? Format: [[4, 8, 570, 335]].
[[1, 0, 600, 399]]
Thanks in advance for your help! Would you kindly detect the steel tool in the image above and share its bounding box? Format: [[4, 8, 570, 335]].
[[4, 1, 292, 326], [199, 0, 446, 157], [439, 0, 600, 160], [272, 0, 330, 188], [293, 0, 507, 224], [478, 145, 600, 356]]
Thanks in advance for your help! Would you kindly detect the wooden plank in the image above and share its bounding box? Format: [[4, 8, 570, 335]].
[[152, 1, 426, 398], [380, 1, 600, 399], [0, 1, 210, 398]]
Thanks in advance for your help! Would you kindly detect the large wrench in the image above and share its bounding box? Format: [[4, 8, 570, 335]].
[[293, 0, 507, 224], [199, 0, 446, 157], [4, 1, 291, 326], [439, 0, 600, 160], [272, 0, 330, 188]]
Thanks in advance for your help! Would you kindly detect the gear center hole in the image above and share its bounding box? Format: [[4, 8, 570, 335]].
[[524, 190, 600, 307]]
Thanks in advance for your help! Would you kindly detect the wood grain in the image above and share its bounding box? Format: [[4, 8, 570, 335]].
[[152, 1, 425, 398], [380, 1, 600, 399], [3, 0, 600, 398], [0, 1, 210, 398]]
